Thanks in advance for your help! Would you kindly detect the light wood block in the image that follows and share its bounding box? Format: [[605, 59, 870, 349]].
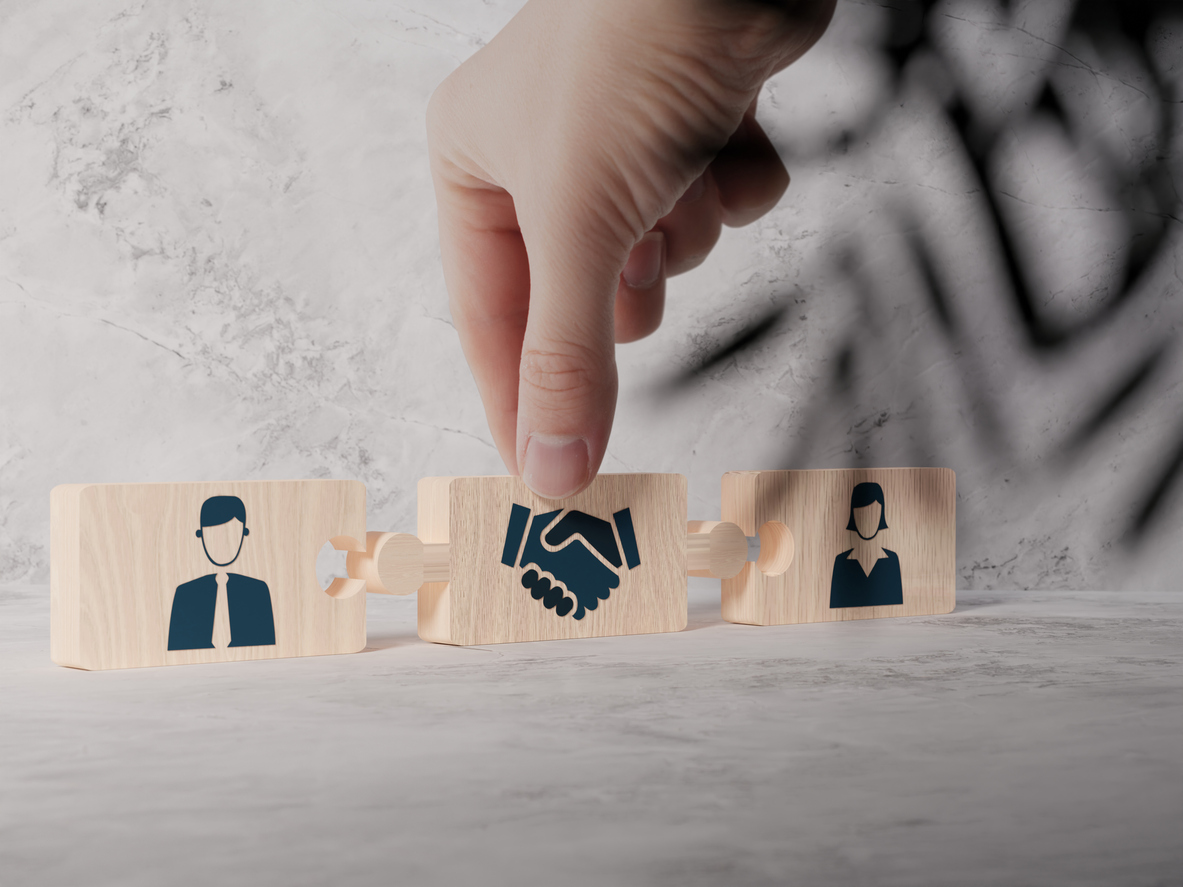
[[417, 474, 687, 645], [720, 468, 955, 626], [51, 480, 367, 670]]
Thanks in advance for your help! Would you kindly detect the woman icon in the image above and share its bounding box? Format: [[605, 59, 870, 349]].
[[829, 482, 904, 609]]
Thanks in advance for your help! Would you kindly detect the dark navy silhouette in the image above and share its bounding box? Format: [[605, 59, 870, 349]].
[[168, 495, 275, 650], [501, 504, 640, 620], [829, 482, 903, 609]]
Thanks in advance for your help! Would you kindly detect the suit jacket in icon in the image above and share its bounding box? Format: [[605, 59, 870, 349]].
[[829, 549, 903, 609], [167, 573, 276, 650]]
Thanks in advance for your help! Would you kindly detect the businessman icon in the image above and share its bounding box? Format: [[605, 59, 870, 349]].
[[500, 505, 641, 620], [167, 495, 276, 650]]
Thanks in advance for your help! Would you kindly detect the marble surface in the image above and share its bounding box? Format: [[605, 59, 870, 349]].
[[2, 583, 1180, 886], [2, 0, 1183, 591]]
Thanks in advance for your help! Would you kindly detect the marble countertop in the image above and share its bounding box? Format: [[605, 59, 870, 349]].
[[2, 584, 1179, 886]]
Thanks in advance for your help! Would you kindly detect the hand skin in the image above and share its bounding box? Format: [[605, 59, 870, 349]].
[[428, 0, 836, 498]]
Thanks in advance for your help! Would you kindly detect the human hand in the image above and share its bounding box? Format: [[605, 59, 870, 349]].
[[428, 0, 835, 497]]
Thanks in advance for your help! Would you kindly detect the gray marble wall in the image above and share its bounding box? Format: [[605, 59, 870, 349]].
[[2, 0, 1180, 589]]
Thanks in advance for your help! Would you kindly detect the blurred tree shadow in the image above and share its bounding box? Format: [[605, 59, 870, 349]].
[[663, 0, 1181, 552]]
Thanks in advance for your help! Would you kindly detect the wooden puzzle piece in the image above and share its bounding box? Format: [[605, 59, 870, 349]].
[[50, 468, 956, 667], [425, 474, 684, 645], [348, 474, 748, 646], [51, 480, 367, 670], [719, 468, 956, 625]]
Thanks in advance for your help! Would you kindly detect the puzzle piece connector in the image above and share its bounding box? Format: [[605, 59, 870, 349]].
[[349, 521, 750, 595]]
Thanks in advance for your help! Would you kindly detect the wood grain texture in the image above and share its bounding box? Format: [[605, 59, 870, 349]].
[[721, 468, 955, 626], [348, 532, 423, 596], [417, 474, 687, 645], [416, 475, 455, 644], [686, 521, 748, 579], [50, 480, 367, 670], [49, 484, 87, 668]]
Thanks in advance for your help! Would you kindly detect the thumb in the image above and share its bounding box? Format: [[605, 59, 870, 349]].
[[515, 212, 635, 499]]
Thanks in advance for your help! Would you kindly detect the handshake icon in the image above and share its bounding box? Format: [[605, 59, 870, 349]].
[[500, 504, 641, 620]]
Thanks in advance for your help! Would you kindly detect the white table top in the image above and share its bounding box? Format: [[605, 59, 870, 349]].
[[2, 583, 1180, 886]]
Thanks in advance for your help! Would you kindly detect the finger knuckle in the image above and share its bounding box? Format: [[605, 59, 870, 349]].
[[426, 69, 471, 147], [519, 344, 605, 402], [425, 80, 455, 145]]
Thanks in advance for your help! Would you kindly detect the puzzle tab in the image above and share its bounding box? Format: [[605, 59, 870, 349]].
[[408, 474, 693, 645]]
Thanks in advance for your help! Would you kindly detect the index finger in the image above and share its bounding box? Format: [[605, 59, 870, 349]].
[[431, 164, 530, 474]]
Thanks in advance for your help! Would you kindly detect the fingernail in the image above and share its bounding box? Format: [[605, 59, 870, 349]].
[[522, 433, 590, 500], [622, 231, 664, 289], [677, 172, 707, 204]]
